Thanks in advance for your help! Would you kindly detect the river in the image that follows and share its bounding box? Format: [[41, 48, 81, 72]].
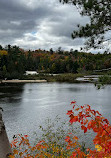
[[0, 82, 111, 147]]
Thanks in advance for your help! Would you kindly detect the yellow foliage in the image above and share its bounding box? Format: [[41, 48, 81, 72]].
[[0, 50, 8, 56], [95, 145, 102, 151], [95, 145, 111, 158], [8, 155, 15, 158], [13, 149, 18, 154]]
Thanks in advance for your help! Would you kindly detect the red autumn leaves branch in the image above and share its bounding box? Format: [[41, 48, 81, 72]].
[[66, 101, 111, 157]]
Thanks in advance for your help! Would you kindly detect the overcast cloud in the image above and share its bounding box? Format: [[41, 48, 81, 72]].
[[0, 0, 110, 52]]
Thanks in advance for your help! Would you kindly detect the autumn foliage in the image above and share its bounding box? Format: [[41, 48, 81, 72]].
[[66, 101, 111, 157], [9, 101, 111, 157]]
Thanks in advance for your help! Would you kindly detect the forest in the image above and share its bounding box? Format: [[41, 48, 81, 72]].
[[0, 44, 111, 79]]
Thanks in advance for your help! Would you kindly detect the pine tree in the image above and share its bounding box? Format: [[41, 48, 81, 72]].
[[60, 0, 111, 50]]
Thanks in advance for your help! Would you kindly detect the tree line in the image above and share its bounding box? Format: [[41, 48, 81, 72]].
[[0, 44, 111, 79]]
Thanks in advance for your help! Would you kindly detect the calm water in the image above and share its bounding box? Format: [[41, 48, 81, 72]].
[[0, 82, 111, 145]]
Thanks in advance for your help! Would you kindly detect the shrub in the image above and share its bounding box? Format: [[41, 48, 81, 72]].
[[9, 101, 111, 157]]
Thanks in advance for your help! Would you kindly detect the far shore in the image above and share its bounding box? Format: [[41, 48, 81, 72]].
[[0, 79, 47, 83]]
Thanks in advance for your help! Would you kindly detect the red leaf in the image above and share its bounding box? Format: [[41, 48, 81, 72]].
[[70, 101, 76, 105], [70, 116, 78, 124], [92, 110, 96, 116], [65, 136, 70, 142], [24, 135, 28, 138], [103, 119, 109, 124], [71, 152, 77, 157], [87, 121, 92, 130], [75, 108, 80, 111], [67, 110, 74, 115], [81, 125, 87, 133], [96, 111, 102, 116]]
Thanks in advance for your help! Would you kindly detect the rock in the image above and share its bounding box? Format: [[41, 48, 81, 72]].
[[0, 110, 12, 158]]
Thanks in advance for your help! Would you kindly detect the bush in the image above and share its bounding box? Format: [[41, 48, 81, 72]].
[[98, 75, 111, 84], [9, 101, 111, 157]]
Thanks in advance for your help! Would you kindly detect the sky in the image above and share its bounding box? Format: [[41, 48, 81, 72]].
[[0, 0, 110, 53]]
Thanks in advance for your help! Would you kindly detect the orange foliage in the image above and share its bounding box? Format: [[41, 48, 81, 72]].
[[9, 101, 111, 158]]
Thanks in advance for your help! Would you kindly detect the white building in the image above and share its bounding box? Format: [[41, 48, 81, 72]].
[[25, 71, 38, 75]]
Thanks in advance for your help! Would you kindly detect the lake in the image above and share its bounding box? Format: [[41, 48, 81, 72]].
[[0, 82, 111, 147]]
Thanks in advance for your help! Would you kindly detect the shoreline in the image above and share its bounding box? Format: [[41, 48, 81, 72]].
[[0, 79, 47, 83]]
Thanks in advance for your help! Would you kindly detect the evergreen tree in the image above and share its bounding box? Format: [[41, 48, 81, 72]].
[[60, 0, 111, 50]]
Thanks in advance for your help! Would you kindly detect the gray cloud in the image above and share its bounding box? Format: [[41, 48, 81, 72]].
[[0, 0, 109, 52]]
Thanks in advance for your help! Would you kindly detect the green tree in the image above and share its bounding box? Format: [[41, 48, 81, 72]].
[[57, 47, 63, 54], [50, 48, 54, 54], [2, 65, 7, 78], [51, 63, 57, 73], [60, 0, 111, 50], [26, 50, 34, 70], [0, 45, 3, 50]]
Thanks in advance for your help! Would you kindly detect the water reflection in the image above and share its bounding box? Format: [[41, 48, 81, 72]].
[[0, 83, 24, 103]]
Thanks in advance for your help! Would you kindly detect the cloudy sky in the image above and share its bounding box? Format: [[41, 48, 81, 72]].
[[0, 0, 110, 52]]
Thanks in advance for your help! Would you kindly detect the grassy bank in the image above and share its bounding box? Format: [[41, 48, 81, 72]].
[[2, 72, 111, 84], [20, 73, 85, 83]]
